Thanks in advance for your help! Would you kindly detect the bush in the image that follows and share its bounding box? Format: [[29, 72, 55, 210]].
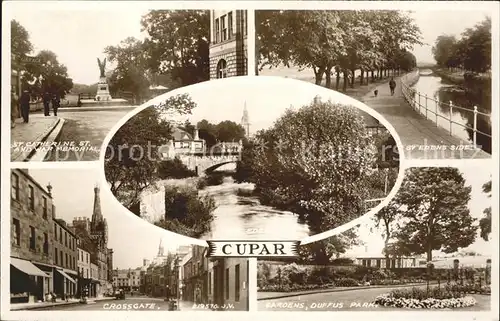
[[374, 286, 477, 309], [200, 173, 225, 187], [158, 186, 216, 238], [308, 267, 335, 285], [236, 188, 254, 197], [157, 158, 197, 179], [335, 278, 359, 287], [331, 258, 354, 265]]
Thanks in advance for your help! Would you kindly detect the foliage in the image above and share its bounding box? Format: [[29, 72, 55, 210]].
[[432, 18, 491, 73], [11, 20, 33, 67], [298, 230, 361, 264], [198, 173, 225, 187], [104, 37, 150, 103], [105, 94, 196, 209], [390, 168, 477, 262], [256, 10, 421, 86], [157, 158, 197, 179], [20, 50, 73, 99], [141, 10, 210, 86], [374, 286, 477, 309], [157, 185, 216, 238], [479, 180, 491, 241]]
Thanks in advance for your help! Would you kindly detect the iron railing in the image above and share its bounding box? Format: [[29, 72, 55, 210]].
[[401, 72, 491, 149]]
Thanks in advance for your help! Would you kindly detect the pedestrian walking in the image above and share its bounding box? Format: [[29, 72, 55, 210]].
[[11, 89, 19, 127], [43, 91, 52, 116], [52, 93, 60, 116], [389, 77, 396, 96], [20, 90, 31, 123]]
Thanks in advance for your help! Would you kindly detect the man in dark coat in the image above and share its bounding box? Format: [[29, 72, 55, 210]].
[[389, 77, 396, 96], [52, 94, 60, 116], [20, 90, 31, 123], [43, 91, 51, 116]]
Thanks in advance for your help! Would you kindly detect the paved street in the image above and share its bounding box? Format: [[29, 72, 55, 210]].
[[23, 297, 177, 311], [258, 285, 491, 311], [45, 108, 134, 161]]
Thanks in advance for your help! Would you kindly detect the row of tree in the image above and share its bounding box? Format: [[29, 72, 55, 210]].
[[181, 119, 247, 148], [256, 10, 421, 90], [374, 167, 491, 265], [432, 17, 491, 73], [103, 10, 210, 102], [11, 20, 73, 98]]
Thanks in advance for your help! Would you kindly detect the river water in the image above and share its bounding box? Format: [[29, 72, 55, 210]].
[[140, 168, 310, 240], [411, 69, 492, 153]]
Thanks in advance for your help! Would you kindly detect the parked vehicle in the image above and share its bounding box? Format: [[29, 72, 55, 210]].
[[114, 289, 125, 300]]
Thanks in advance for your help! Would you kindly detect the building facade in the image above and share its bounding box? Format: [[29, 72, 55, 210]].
[[10, 169, 55, 303], [209, 10, 248, 79], [356, 256, 418, 269], [52, 218, 78, 298]]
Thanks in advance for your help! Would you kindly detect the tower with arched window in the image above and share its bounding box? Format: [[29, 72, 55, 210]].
[[209, 10, 248, 79]]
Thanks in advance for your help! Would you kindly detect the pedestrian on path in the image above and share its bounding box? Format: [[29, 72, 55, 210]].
[[52, 94, 60, 116], [389, 77, 396, 96], [20, 90, 31, 123], [43, 91, 52, 116], [11, 88, 19, 127]]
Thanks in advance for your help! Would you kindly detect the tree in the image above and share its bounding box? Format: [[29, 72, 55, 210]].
[[105, 94, 197, 212], [391, 167, 477, 262], [105, 37, 150, 104], [298, 229, 360, 264], [250, 98, 377, 234], [479, 180, 491, 241], [21, 50, 73, 99], [11, 20, 33, 68], [373, 197, 401, 266], [215, 120, 246, 142], [141, 10, 210, 86], [432, 35, 458, 68]]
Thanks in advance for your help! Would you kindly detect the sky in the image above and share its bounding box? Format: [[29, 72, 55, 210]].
[[346, 163, 493, 258], [147, 75, 383, 135], [28, 168, 194, 270], [9, 6, 491, 85]]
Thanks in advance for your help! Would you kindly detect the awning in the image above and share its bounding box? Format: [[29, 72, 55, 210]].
[[57, 269, 77, 284], [63, 268, 78, 277], [11, 258, 49, 277]]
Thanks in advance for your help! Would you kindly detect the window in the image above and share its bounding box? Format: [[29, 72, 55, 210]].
[[59, 227, 62, 242], [221, 15, 227, 41], [65, 232, 67, 247], [243, 10, 248, 36], [13, 218, 20, 245], [29, 226, 36, 250], [65, 253, 68, 268], [60, 250, 63, 266], [28, 185, 35, 210], [80, 250, 82, 261], [11, 173, 19, 200], [55, 248, 58, 264], [54, 223, 57, 239], [73, 257, 76, 270], [225, 268, 229, 299], [215, 18, 220, 43], [43, 233, 49, 254], [42, 196, 48, 219], [217, 59, 227, 79], [86, 253, 89, 263], [235, 264, 240, 301], [376, 259, 381, 268], [228, 12, 233, 39]]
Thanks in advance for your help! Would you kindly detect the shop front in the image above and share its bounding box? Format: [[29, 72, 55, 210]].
[[10, 258, 50, 303]]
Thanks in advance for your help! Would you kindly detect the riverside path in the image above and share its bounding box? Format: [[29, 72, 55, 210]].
[[360, 74, 490, 160]]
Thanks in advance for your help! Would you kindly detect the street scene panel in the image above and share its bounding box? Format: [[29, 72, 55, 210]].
[[258, 164, 492, 311], [256, 10, 492, 159], [9, 168, 250, 311], [103, 76, 402, 241], [10, 7, 248, 162]]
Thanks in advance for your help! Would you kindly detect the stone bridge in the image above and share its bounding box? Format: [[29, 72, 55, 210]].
[[176, 154, 241, 176]]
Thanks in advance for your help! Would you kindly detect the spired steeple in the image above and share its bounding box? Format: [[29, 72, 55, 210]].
[[91, 184, 103, 224], [158, 238, 164, 257], [241, 102, 250, 137]]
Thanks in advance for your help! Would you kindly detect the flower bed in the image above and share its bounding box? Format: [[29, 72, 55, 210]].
[[374, 286, 477, 309]]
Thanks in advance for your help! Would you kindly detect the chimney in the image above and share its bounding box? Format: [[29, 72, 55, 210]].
[[47, 182, 53, 197]]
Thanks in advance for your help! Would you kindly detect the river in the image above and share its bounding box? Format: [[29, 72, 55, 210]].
[[411, 69, 492, 153], [140, 167, 310, 240]]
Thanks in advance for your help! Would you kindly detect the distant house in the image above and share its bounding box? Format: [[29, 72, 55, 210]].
[[356, 256, 418, 269]]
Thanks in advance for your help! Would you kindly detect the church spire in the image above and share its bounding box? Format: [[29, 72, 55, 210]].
[[241, 102, 250, 137], [91, 184, 103, 223], [158, 238, 164, 256]]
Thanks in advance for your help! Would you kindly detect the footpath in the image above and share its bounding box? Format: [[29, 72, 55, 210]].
[[258, 282, 438, 301], [358, 74, 490, 159], [10, 296, 114, 311], [11, 115, 65, 162]]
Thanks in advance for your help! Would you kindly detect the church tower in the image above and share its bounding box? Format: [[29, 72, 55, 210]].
[[158, 238, 164, 257], [90, 184, 108, 249], [241, 102, 250, 137]]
